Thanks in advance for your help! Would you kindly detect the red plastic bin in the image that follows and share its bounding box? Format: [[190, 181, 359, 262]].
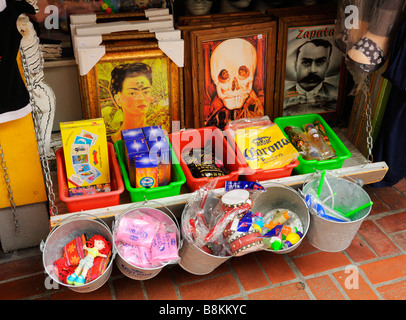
[[224, 128, 299, 182], [169, 127, 242, 192], [56, 142, 124, 213]]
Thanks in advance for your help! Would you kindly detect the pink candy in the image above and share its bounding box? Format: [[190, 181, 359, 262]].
[[150, 232, 179, 263], [115, 214, 160, 248], [115, 212, 179, 268]]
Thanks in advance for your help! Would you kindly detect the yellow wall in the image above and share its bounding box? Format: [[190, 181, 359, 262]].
[[0, 114, 47, 208]]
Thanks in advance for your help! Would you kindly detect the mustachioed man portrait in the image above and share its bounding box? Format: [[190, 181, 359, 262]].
[[283, 24, 342, 116]]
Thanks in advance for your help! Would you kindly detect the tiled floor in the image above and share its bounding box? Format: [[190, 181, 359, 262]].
[[1, 178, 406, 301]]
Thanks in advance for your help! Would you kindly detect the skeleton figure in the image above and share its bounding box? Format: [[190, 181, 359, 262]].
[[206, 38, 263, 129], [17, 8, 56, 159]]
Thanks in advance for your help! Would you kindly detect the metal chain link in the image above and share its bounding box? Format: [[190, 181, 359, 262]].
[[0, 142, 19, 232], [20, 44, 59, 216], [361, 79, 374, 163]]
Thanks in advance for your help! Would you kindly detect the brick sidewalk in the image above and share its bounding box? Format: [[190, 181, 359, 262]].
[[1, 179, 405, 300]]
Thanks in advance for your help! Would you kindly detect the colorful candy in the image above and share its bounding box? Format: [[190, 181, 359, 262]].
[[272, 209, 290, 224]]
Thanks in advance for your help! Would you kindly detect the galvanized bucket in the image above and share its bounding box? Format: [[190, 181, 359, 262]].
[[41, 213, 114, 293], [303, 175, 372, 252], [178, 203, 231, 275], [251, 183, 310, 254], [113, 204, 181, 281]]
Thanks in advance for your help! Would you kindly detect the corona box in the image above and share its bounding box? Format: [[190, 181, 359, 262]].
[[234, 124, 299, 170], [60, 118, 110, 189]]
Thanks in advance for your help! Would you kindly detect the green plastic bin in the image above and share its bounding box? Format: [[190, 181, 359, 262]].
[[114, 139, 186, 202], [274, 114, 351, 174]]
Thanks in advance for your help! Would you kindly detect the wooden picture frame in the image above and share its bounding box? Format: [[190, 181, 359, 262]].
[[273, 10, 348, 122], [79, 48, 182, 143], [187, 21, 277, 130], [178, 15, 273, 128]]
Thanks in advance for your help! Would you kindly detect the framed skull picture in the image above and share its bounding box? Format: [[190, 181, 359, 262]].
[[272, 9, 349, 122], [188, 21, 277, 130]]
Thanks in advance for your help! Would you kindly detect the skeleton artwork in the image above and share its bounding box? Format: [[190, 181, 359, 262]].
[[17, 9, 56, 159], [206, 38, 264, 129]]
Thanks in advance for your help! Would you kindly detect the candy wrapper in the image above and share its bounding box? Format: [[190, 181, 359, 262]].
[[114, 208, 180, 269], [182, 179, 266, 257]]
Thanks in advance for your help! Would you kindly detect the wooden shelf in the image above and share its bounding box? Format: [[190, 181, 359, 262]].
[[49, 127, 388, 227]]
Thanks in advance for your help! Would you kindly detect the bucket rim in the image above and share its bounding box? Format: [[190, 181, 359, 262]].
[[41, 214, 114, 289]]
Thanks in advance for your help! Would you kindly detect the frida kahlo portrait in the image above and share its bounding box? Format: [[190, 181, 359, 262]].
[[96, 57, 170, 143]]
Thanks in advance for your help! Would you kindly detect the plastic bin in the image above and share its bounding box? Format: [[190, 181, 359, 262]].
[[274, 114, 351, 174], [114, 139, 186, 202], [169, 127, 241, 192], [224, 128, 299, 182], [56, 142, 124, 213]]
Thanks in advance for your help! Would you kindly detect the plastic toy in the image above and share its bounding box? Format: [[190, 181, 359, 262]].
[[67, 235, 111, 286], [251, 212, 264, 232], [272, 209, 290, 224]]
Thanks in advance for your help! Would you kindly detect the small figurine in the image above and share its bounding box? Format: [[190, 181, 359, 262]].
[[67, 235, 111, 286]]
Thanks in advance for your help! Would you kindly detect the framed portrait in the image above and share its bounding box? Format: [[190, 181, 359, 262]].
[[187, 21, 277, 130], [273, 11, 348, 122], [178, 15, 273, 127], [79, 48, 182, 143]]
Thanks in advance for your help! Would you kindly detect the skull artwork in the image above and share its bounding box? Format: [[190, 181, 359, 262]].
[[210, 38, 257, 110]]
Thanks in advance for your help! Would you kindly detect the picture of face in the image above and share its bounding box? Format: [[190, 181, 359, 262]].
[[185, 0, 213, 15], [111, 63, 153, 120], [295, 40, 331, 92], [96, 58, 170, 143], [203, 36, 266, 130], [283, 24, 342, 116]]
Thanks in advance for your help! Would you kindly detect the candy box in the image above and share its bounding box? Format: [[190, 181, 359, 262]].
[[135, 153, 159, 189], [142, 125, 166, 142], [147, 138, 171, 186], [124, 138, 150, 187], [121, 128, 144, 141], [60, 118, 110, 189]]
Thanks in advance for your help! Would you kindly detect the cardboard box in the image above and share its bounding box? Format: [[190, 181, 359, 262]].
[[135, 153, 158, 188], [142, 125, 166, 141], [148, 138, 171, 186], [121, 128, 145, 141], [124, 138, 150, 187], [60, 118, 110, 189]]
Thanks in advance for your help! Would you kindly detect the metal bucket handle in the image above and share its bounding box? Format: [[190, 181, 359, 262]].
[[40, 212, 115, 258]]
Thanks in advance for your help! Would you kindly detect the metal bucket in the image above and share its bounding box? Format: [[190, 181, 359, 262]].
[[303, 176, 371, 252], [113, 205, 181, 281], [178, 203, 231, 275], [41, 213, 114, 293], [251, 183, 310, 254]]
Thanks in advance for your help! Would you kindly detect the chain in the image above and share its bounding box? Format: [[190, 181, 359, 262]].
[[361, 79, 374, 163], [0, 142, 19, 232], [20, 44, 59, 216]]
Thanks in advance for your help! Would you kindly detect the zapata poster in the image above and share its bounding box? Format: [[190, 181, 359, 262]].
[[283, 24, 343, 116]]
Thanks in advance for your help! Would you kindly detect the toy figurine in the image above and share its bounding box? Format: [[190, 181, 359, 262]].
[[67, 235, 111, 286]]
